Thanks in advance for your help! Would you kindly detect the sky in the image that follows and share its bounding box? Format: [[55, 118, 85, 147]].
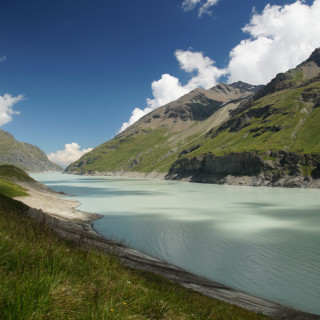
[[0, 0, 320, 167]]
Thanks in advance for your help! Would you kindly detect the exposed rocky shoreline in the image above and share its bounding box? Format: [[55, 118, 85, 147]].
[[14, 180, 320, 320], [166, 151, 320, 188]]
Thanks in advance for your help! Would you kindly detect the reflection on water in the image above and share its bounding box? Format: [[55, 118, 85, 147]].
[[32, 172, 320, 315]]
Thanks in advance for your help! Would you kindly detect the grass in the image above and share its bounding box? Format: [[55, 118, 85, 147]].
[[0, 179, 28, 197], [67, 128, 179, 174], [0, 164, 32, 197], [0, 172, 269, 319], [0, 164, 35, 182], [189, 81, 320, 157]]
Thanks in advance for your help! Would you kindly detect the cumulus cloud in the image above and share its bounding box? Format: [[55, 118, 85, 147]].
[[0, 93, 24, 126], [119, 50, 227, 132], [47, 143, 93, 168], [120, 0, 320, 132], [175, 49, 226, 91], [181, 0, 219, 17], [0, 56, 7, 62], [228, 0, 320, 84], [146, 73, 189, 109]]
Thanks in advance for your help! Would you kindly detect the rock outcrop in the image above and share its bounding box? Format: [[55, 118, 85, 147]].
[[166, 151, 320, 188]]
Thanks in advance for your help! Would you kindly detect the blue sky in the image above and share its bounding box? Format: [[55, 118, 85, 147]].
[[0, 0, 319, 166]]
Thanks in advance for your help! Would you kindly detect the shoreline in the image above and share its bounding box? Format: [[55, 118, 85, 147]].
[[67, 170, 320, 189], [76, 170, 167, 180], [14, 180, 320, 320]]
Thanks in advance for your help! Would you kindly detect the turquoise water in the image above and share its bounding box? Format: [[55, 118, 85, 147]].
[[32, 172, 320, 315]]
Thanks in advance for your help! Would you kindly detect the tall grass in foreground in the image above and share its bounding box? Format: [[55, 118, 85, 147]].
[[0, 194, 269, 320]]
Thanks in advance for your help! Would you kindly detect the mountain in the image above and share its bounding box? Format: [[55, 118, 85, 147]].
[[229, 81, 264, 93], [66, 48, 320, 188], [0, 129, 62, 172], [65, 82, 260, 175], [166, 48, 320, 188]]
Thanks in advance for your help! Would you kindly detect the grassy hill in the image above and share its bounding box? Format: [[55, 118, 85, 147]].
[[0, 165, 32, 197], [0, 164, 36, 182]]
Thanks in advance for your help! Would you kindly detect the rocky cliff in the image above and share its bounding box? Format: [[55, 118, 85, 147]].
[[166, 151, 320, 188]]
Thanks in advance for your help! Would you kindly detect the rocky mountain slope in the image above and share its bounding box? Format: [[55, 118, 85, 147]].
[[0, 129, 62, 172], [65, 81, 261, 174], [167, 48, 320, 187], [66, 48, 320, 188]]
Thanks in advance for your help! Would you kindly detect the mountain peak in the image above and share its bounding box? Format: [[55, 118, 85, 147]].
[[254, 47, 320, 100], [229, 81, 264, 93], [305, 47, 320, 66]]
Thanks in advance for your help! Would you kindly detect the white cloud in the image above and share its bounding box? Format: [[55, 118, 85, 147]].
[[0, 93, 24, 126], [198, 0, 219, 17], [146, 73, 189, 109], [181, 0, 219, 17], [119, 50, 227, 132], [182, 0, 202, 11], [0, 56, 7, 62], [47, 143, 93, 168], [228, 0, 320, 84], [175, 49, 226, 91]]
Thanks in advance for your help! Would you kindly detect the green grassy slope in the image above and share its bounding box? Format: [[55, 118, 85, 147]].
[[0, 165, 32, 197], [0, 164, 35, 182], [0, 176, 269, 319], [66, 128, 172, 173], [189, 80, 320, 157], [66, 127, 204, 174], [0, 179, 28, 197]]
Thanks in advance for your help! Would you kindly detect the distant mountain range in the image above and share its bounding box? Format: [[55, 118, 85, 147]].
[[0, 129, 62, 172], [66, 48, 320, 188]]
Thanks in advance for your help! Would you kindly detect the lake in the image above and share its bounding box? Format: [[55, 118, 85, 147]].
[[31, 172, 320, 315]]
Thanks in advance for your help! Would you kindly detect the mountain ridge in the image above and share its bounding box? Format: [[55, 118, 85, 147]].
[[66, 48, 320, 188], [66, 81, 259, 174], [166, 48, 320, 187], [0, 129, 62, 172]]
